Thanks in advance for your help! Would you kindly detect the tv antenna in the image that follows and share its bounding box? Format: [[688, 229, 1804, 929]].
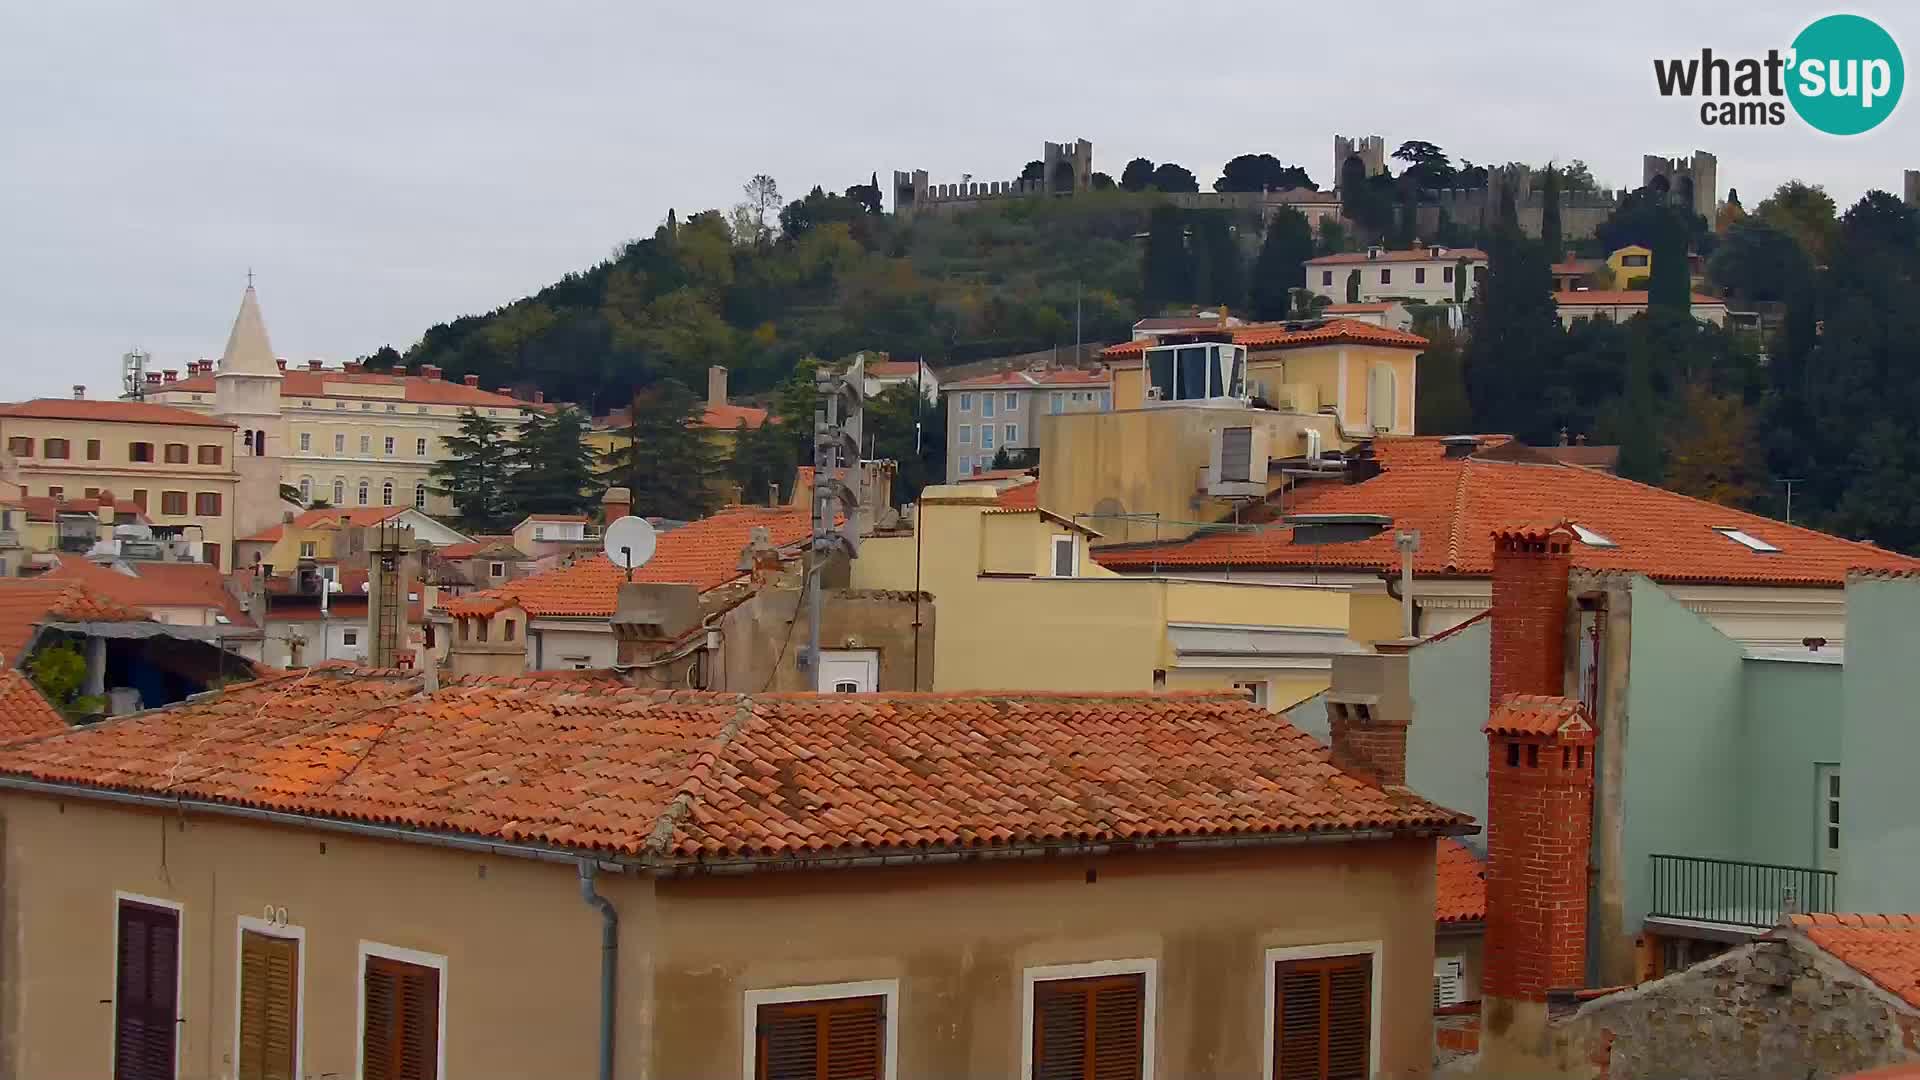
[[602, 516, 658, 582]]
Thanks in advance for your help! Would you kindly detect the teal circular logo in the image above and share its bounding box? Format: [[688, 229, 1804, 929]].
[[1788, 14, 1903, 135]]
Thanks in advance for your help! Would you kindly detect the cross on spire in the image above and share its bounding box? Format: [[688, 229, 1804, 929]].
[[246, 267, 255, 288]]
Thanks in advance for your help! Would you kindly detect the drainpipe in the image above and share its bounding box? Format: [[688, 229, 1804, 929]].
[[578, 860, 618, 1080]]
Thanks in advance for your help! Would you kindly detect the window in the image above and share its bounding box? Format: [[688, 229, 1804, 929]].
[[1052, 535, 1077, 578], [954, 455, 969, 476], [164, 443, 188, 464], [359, 946, 443, 1080], [384, 437, 395, 456], [416, 438, 428, 456], [958, 424, 972, 446], [1414, 267, 1426, 284], [1236, 680, 1272, 708], [87, 438, 102, 461], [1025, 965, 1151, 1080], [414, 484, 426, 509], [43, 438, 70, 459], [343, 629, 359, 647], [1321, 270, 1333, 286], [335, 401, 346, 410], [203, 542, 220, 567], [299, 432, 311, 452], [386, 403, 398, 413], [1005, 391, 1019, 411], [332, 479, 345, 505], [1622, 253, 1650, 268], [359, 436, 371, 454], [503, 619, 516, 642], [1713, 526, 1780, 552], [1433, 957, 1465, 1008], [980, 426, 995, 450], [1099, 390, 1112, 411], [533, 527, 546, 541], [1367, 365, 1397, 432], [47, 486, 63, 500], [382, 481, 394, 506], [982, 394, 996, 419], [958, 393, 973, 413], [195, 492, 222, 516], [488, 561, 505, 579], [300, 541, 316, 558], [161, 491, 188, 515], [195, 444, 220, 465], [424, 625, 435, 649], [334, 433, 346, 454], [475, 619, 488, 642], [747, 982, 896, 1080], [1378, 269, 1391, 285], [85, 487, 100, 500], [357, 481, 369, 506], [1050, 392, 1064, 415], [361, 403, 373, 411], [132, 489, 148, 511], [1817, 764, 1842, 871], [236, 920, 303, 1080], [1266, 947, 1374, 1080], [1005, 423, 1018, 445], [1571, 524, 1616, 548], [1443, 265, 1455, 283], [6, 436, 31, 457], [114, 894, 182, 1080]]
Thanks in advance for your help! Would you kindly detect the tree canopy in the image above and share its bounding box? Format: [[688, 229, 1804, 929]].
[[1215, 153, 1315, 192]]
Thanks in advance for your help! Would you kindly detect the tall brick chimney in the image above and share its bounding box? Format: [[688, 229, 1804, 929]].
[[1489, 522, 1575, 710], [708, 365, 728, 410], [602, 486, 631, 524], [463, 374, 480, 387]]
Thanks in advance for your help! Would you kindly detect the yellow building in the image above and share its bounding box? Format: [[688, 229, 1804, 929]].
[[1606, 244, 1653, 287], [851, 484, 1367, 708], [144, 286, 544, 521], [0, 397, 242, 570]]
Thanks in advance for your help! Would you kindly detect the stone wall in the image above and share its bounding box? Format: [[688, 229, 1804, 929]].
[[1541, 934, 1920, 1080]]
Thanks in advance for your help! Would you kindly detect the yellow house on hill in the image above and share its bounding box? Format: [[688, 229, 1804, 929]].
[[851, 484, 1367, 708]]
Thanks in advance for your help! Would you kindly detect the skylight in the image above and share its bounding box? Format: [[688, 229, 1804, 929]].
[[1714, 527, 1781, 553], [1571, 524, 1616, 548]]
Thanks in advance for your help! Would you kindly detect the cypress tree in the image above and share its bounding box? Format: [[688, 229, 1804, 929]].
[[1248, 208, 1314, 320], [1141, 205, 1193, 313], [598, 379, 722, 520], [1541, 165, 1564, 264], [1648, 204, 1692, 312]]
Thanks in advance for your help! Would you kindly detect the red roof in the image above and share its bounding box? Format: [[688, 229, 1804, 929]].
[[0, 670, 66, 744], [0, 671, 1467, 861], [943, 368, 1112, 390], [241, 505, 406, 542], [4, 496, 149, 524], [443, 504, 813, 617], [43, 555, 252, 628], [1436, 838, 1486, 924], [1093, 436, 1920, 588], [155, 368, 535, 410], [0, 398, 235, 428], [865, 360, 927, 378], [594, 402, 769, 432], [1323, 302, 1397, 314], [1307, 247, 1488, 265], [996, 481, 1040, 511], [1484, 694, 1593, 738], [434, 536, 518, 560], [0, 578, 149, 662], [1102, 318, 1428, 361], [1553, 290, 1725, 307], [1790, 914, 1920, 1009]]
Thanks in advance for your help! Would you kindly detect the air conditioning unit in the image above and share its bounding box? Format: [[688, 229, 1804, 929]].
[[1207, 425, 1270, 498]]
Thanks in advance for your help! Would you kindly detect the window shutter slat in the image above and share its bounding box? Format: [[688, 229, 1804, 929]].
[[1276, 968, 1325, 1080], [263, 940, 299, 1080], [1326, 965, 1370, 1080], [1090, 981, 1143, 1080], [1274, 956, 1371, 1080], [757, 1008, 818, 1080], [824, 1000, 882, 1080], [362, 963, 399, 1080], [238, 935, 269, 1079], [1033, 987, 1087, 1080], [115, 901, 179, 1080]]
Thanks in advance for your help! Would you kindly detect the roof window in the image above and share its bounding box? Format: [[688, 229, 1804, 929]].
[[1571, 524, 1616, 548], [1714, 527, 1780, 553]]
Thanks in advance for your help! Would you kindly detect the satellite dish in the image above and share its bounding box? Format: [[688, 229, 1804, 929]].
[[602, 516, 657, 579]]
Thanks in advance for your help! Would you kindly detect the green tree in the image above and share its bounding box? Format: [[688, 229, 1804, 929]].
[[1215, 154, 1314, 192], [1603, 328, 1665, 483], [1345, 269, 1360, 304], [1709, 220, 1813, 303], [1664, 381, 1761, 506], [1190, 213, 1244, 308], [1150, 163, 1199, 193], [1755, 181, 1840, 264], [429, 409, 514, 531], [1414, 326, 1474, 434], [1316, 217, 1350, 256], [1391, 140, 1454, 189], [865, 382, 947, 504], [770, 357, 821, 465], [1119, 158, 1155, 192], [1648, 202, 1692, 312], [1463, 185, 1563, 440], [1540, 164, 1564, 262], [1020, 160, 1045, 184], [505, 407, 598, 519], [1141, 205, 1193, 312], [599, 379, 721, 520], [29, 640, 97, 722], [358, 344, 403, 372], [730, 418, 797, 506], [1248, 208, 1314, 319]]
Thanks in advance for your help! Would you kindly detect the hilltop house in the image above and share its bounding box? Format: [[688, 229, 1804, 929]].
[[1305, 245, 1489, 306]]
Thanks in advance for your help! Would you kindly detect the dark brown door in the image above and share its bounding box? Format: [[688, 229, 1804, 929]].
[[1274, 954, 1371, 1080], [1032, 974, 1144, 1080], [363, 954, 440, 1080], [755, 995, 884, 1080], [237, 930, 299, 1080], [113, 898, 179, 1080]]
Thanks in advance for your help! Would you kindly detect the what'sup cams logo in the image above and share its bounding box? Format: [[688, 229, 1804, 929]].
[[1654, 14, 1903, 134]]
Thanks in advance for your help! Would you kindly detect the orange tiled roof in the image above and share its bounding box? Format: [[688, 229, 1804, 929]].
[[241, 505, 406, 542], [1093, 435, 1920, 588], [435, 536, 519, 560], [1101, 318, 1428, 361], [0, 671, 1468, 861], [943, 368, 1112, 390], [996, 482, 1040, 511], [1553, 290, 1725, 306], [154, 368, 537, 410], [0, 398, 235, 428], [5, 496, 149, 524], [865, 360, 926, 378], [442, 504, 813, 617], [0, 577, 150, 662], [1790, 913, 1920, 1009], [1307, 247, 1489, 265], [1436, 838, 1486, 924], [595, 402, 771, 432], [43, 555, 253, 628], [1484, 694, 1593, 737], [0, 669, 65, 744]]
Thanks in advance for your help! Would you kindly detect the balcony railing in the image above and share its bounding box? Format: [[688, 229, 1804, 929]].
[[1648, 854, 1837, 929]]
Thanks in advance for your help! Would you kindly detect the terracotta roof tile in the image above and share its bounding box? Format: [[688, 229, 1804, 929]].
[[4, 496, 149, 524], [1484, 695, 1593, 738], [0, 398, 236, 428], [241, 506, 405, 542], [995, 481, 1040, 511], [0, 669, 66, 744], [1554, 290, 1725, 306], [1790, 913, 1920, 1009], [1102, 318, 1428, 360], [1093, 435, 1920, 588], [0, 577, 150, 662], [442, 505, 812, 618], [0, 673, 1469, 861], [1436, 838, 1487, 923], [865, 360, 927, 378], [1306, 248, 1489, 265], [43, 555, 253, 628], [156, 368, 539, 410]]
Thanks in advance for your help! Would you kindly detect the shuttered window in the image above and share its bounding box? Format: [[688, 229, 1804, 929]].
[[362, 954, 440, 1080], [1274, 954, 1371, 1080], [754, 994, 884, 1080], [1032, 974, 1144, 1080], [237, 930, 299, 1080], [114, 899, 180, 1080]]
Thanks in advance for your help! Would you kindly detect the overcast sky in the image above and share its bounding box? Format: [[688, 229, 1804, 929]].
[[2, 0, 1913, 401]]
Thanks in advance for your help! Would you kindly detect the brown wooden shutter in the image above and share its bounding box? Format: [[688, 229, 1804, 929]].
[[237, 930, 299, 1080], [755, 995, 884, 1080], [363, 955, 440, 1080], [1032, 974, 1144, 1080], [113, 899, 179, 1080], [1274, 955, 1371, 1080]]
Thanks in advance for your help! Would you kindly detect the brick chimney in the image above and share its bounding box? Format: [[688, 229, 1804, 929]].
[[1489, 522, 1574, 711], [343, 361, 363, 374], [421, 364, 441, 380], [72, 384, 84, 400], [163, 369, 177, 383], [533, 390, 545, 404], [1326, 641, 1415, 786], [602, 486, 631, 523], [463, 374, 480, 387], [708, 365, 728, 409], [145, 372, 162, 386], [308, 360, 324, 371]]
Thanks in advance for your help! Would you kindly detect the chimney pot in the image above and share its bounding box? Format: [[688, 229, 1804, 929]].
[[343, 361, 362, 374], [146, 372, 162, 385], [72, 384, 85, 400], [163, 370, 178, 383], [421, 364, 441, 379], [708, 365, 728, 410], [534, 390, 545, 404], [463, 374, 480, 387], [602, 486, 632, 524], [308, 360, 324, 371], [276, 359, 287, 371]]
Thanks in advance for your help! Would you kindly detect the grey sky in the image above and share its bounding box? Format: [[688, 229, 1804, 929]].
[[2, 0, 1913, 402]]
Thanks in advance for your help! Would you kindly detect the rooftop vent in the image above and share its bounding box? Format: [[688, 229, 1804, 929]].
[[1440, 435, 1479, 458]]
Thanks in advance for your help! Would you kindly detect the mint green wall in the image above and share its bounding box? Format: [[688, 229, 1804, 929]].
[[1840, 576, 1920, 912], [1284, 689, 1329, 743], [1620, 579, 1747, 931], [1406, 616, 1492, 841], [1740, 657, 1841, 870]]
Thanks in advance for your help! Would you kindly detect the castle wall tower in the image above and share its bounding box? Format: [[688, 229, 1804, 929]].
[[1642, 151, 1717, 221], [211, 284, 288, 541], [1905, 170, 1919, 208], [1333, 134, 1386, 191]]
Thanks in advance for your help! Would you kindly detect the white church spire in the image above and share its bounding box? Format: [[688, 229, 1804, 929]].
[[219, 282, 281, 378]]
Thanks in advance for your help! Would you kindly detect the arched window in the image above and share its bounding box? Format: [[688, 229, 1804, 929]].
[[1368, 364, 1398, 433], [332, 478, 345, 505], [241, 429, 253, 456], [414, 483, 427, 509], [298, 477, 312, 501], [381, 481, 394, 506], [357, 480, 369, 506]]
